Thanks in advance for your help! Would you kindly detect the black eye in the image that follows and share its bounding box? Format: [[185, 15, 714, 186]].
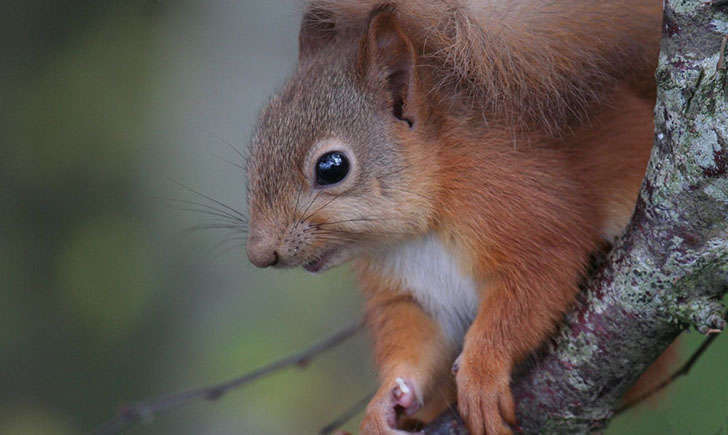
[[316, 151, 350, 186]]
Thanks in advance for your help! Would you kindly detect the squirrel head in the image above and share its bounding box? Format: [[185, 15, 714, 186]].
[[246, 6, 438, 272]]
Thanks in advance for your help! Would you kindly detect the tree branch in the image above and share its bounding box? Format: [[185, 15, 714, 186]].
[[426, 0, 728, 432], [423, 330, 725, 434], [94, 321, 363, 434], [319, 391, 375, 434]]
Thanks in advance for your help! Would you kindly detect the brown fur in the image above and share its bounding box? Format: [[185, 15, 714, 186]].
[[305, 0, 661, 133], [355, 86, 655, 434], [245, 2, 663, 433], [622, 341, 680, 407]]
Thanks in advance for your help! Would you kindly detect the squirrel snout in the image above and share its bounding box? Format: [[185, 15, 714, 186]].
[[246, 235, 279, 268]]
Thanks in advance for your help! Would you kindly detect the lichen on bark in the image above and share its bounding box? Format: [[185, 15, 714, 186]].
[[425, 1, 728, 433]]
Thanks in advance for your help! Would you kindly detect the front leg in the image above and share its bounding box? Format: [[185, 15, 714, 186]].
[[359, 275, 457, 434], [455, 254, 587, 435]]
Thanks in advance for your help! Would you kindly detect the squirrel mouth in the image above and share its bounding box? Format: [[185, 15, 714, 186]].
[[303, 248, 337, 273]]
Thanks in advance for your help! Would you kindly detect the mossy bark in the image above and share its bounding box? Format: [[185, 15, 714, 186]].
[[425, 1, 728, 433]]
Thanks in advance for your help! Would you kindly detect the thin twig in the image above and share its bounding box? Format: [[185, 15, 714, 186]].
[[615, 331, 722, 415], [319, 391, 376, 434], [719, 34, 727, 70], [94, 321, 364, 434]]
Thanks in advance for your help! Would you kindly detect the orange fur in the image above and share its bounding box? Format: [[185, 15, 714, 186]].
[[306, 0, 661, 133], [247, 2, 663, 433], [356, 87, 655, 434], [356, 266, 458, 431]]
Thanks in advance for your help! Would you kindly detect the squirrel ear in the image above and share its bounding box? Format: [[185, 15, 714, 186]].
[[360, 7, 417, 126], [299, 7, 336, 59]]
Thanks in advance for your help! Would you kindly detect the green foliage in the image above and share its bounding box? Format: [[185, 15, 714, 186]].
[[56, 215, 159, 338]]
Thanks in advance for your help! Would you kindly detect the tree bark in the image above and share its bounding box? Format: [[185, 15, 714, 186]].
[[425, 1, 728, 433]]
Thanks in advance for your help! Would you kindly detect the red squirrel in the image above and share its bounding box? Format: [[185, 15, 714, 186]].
[[244, 1, 662, 433]]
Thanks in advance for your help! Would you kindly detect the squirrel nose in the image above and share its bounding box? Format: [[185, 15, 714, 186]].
[[246, 235, 280, 268]]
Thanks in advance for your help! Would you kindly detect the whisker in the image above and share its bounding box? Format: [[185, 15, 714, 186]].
[[298, 190, 322, 225], [161, 197, 247, 220], [291, 181, 305, 224], [315, 217, 392, 226], [312, 231, 363, 241], [315, 227, 413, 237], [302, 191, 344, 223], [168, 179, 248, 221], [312, 234, 360, 242], [199, 127, 248, 168], [214, 154, 246, 172], [225, 142, 248, 168], [173, 206, 248, 225], [182, 223, 248, 234], [164, 198, 247, 224]]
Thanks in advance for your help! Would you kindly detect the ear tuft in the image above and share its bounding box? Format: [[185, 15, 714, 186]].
[[299, 6, 336, 58], [360, 6, 417, 126]]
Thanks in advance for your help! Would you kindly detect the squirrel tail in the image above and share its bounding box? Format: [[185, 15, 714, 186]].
[[621, 340, 680, 408], [306, 0, 662, 133]]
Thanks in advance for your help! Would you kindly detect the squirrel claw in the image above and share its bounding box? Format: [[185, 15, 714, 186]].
[[455, 354, 516, 435], [392, 377, 421, 416], [451, 354, 462, 375]]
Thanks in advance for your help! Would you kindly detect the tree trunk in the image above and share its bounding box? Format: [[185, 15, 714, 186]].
[[426, 1, 728, 433]]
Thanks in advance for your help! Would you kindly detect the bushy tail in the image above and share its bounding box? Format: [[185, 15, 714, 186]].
[[622, 340, 680, 408], [307, 0, 662, 133]]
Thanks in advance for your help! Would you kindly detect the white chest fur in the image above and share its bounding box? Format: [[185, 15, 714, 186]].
[[378, 234, 480, 344]]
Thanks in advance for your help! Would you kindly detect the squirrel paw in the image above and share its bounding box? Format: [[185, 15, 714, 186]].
[[392, 377, 421, 416], [360, 377, 423, 434], [455, 356, 516, 435]]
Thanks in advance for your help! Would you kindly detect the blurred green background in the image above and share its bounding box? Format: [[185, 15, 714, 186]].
[[1, 1, 726, 434]]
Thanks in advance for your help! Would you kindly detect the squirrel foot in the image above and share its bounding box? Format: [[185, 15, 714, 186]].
[[360, 376, 423, 434], [455, 350, 516, 435], [392, 377, 421, 416]]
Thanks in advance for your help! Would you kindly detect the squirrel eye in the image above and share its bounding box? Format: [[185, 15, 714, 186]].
[[316, 151, 350, 186]]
